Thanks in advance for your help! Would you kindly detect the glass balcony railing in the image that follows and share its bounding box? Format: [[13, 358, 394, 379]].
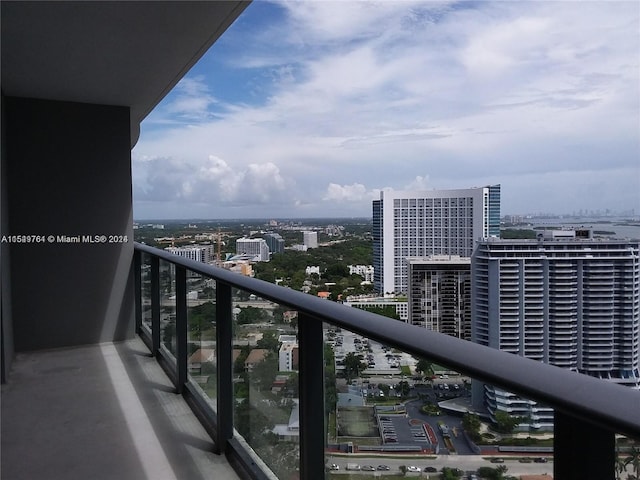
[[134, 243, 640, 480]]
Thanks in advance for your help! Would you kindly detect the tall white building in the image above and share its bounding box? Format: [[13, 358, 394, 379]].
[[235, 238, 270, 262], [372, 185, 500, 294], [303, 231, 318, 249], [471, 230, 640, 430]]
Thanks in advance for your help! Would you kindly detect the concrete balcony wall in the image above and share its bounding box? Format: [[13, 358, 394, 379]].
[[4, 96, 135, 354]]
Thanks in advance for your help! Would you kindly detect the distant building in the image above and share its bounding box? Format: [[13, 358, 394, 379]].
[[279, 342, 299, 371], [372, 185, 500, 294], [244, 349, 269, 372], [305, 266, 320, 276], [282, 311, 298, 324], [188, 348, 215, 373], [264, 232, 285, 254], [407, 256, 471, 339], [236, 238, 270, 262], [303, 231, 318, 249], [472, 230, 640, 430], [272, 400, 300, 441], [222, 260, 253, 277], [165, 244, 215, 263], [348, 265, 374, 283]]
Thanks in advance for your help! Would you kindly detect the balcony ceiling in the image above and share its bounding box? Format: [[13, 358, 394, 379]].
[[1, 1, 249, 145]]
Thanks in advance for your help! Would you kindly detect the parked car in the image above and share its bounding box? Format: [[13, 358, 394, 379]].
[[490, 458, 504, 463], [361, 465, 375, 471], [377, 465, 390, 471], [329, 464, 339, 470], [406, 466, 421, 472]]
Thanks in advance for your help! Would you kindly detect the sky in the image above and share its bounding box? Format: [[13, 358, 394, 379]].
[[132, 1, 640, 220]]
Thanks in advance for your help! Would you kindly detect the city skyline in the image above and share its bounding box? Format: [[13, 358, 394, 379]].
[[132, 1, 639, 220]]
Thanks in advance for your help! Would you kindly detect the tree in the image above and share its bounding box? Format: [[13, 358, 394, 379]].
[[249, 352, 278, 391], [462, 413, 482, 442], [624, 447, 640, 480], [495, 465, 508, 479], [234, 346, 251, 374], [397, 380, 411, 397], [378, 383, 390, 395], [476, 466, 508, 480], [256, 330, 280, 354], [414, 358, 434, 378], [324, 343, 337, 415], [187, 301, 215, 336], [493, 410, 522, 434], [236, 306, 269, 325], [355, 304, 401, 320], [342, 352, 367, 382], [440, 467, 463, 479]]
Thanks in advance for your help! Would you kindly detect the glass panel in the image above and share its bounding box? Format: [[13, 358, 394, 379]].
[[141, 252, 153, 329], [187, 274, 217, 409], [159, 259, 176, 359], [325, 326, 555, 478], [232, 288, 300, 479]]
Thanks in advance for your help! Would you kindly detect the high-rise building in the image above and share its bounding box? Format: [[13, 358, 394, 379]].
[[165, 245, 215, 264], [471, 230, 640, 430], [236, 238, 270, 262], [407, 256, 471, 339], [264, 233, 285, 254], [303, 231, 318, 249], [372, 185, 500, 294]]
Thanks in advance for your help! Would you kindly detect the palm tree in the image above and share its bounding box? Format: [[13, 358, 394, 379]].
[[624, 446, 640, 480], [617, 452, 628, 480]]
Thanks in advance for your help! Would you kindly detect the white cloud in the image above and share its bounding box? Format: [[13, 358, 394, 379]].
[[133, 1, 639, 218], [323, 183, 373, 202]]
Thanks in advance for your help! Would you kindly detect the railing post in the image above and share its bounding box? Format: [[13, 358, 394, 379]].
[[151, 256, 161, 355], [216, 282, 233, 453], [554, 410, 615, 479], [134, 249, 142, 333], [175, 265, 188, 394], [298, 313, 325, 479]]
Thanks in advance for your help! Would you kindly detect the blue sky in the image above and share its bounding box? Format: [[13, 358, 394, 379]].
[[132, 1, 639, 220]]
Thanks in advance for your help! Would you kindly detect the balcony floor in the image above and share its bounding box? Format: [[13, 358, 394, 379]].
[[1, 337, 240, 480]]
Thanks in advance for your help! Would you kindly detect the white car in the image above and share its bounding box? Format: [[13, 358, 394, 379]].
[[329, 464, 339, 470], [406, 466, 421, 472]]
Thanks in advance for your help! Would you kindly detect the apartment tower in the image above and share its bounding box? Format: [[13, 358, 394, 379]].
[[373, 185, 500, 294], [407, 256, 471, 339], [471, 230, 640, 429]]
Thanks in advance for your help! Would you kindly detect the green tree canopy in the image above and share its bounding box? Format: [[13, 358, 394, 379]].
[[342, 352, 367, 382], [493, 410, 523, 434], [414, 358, 434, 377], [256, 330, 281, 354], [236, 306, 269, 325]]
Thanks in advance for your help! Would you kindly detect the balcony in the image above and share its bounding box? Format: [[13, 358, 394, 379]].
[[1, 337, 240, 480], [111, 245, 640, 477], [6, 243, 632, 479], [2, 3, 640, 479]]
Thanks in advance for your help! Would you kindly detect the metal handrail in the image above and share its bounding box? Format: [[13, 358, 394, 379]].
[[135, 242, 640, 440]]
